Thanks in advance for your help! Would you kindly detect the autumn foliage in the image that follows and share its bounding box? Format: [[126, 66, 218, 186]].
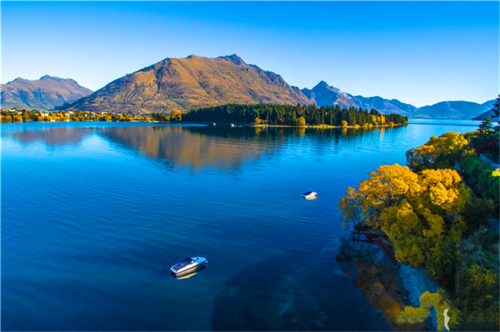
[[340, 128, 499, 331], [339, 165, 469, 269]]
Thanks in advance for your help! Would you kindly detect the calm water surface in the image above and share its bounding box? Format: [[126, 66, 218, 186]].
[[2, 120, 478, 331]]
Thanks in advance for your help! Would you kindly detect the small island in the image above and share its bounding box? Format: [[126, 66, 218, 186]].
[[1, 103, 408, 129], [182, 103, 408, 128]]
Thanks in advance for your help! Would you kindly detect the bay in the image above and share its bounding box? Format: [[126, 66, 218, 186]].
[[1, 120, 477, 330]]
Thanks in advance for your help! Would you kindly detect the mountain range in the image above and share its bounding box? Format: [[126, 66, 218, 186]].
[[1, 75, 92, 110], [301, 81, 494, 119], [301, 81, 418, 117], [1, 55, 494, 119]]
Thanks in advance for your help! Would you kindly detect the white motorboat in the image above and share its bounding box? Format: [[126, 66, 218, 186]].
[[302, 191, 318, 200], [170, 256, 208, 276]]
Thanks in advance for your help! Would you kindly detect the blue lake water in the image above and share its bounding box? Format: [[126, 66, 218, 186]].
[[1, 120, 478, 331]]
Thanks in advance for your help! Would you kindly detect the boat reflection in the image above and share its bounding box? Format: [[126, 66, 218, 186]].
[[170, 264, 206, 280]]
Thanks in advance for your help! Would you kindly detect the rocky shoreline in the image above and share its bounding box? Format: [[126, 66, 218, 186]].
[[336, 231, 441, 331], [398, 265, 439, 330]]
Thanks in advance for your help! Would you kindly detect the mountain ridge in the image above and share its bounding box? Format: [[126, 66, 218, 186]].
[[64, 54, 311, 114], [301, 81, 492, 119], [415, 100, 489, 119], [1, 76, 92, 110], [301, 81, 417, 117]]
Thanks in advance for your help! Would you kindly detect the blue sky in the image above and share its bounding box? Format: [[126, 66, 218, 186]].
[[2, 1, 498, 107]]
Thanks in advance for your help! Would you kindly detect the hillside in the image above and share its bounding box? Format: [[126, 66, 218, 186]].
[[64, 54, 311, 114], [301, 81, 354, 109], [1, 75, 92, 110], [482, 99, 496, 111], [415, 101, 488, 119], [301, 81, 417, 117]]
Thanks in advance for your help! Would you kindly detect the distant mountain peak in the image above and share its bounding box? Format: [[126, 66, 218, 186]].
[[314, 80, 331, 89], [9, 77, 28, 84], [1, 76, 92, 110], [301, 80, 417, 116], [218, 54, 245, 66], [416, 100, 489, 119], [40, 75, 63, 81], [40, 74, 55, 79]]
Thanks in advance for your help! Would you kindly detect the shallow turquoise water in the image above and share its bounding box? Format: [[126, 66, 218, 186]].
[[1, 120, 477, 330]]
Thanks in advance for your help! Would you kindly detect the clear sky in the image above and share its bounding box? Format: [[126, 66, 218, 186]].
[[2, 1, 498, 107]]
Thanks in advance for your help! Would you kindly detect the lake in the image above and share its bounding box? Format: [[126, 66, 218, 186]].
[[1, 120, 478, 331]]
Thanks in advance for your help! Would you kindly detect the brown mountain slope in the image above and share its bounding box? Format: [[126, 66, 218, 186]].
[[64, 54, 311, 114], [1, 75, 92, 110]]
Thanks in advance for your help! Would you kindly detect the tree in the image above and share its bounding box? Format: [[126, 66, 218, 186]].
[[491, 95, 499, 118], [398, 290, 460, 331], [296, 117, 306, 126], [426, 236, 454, 281], [170, 110, 178, 121], [406, 132, 468, 171], [479, 117, 494, 133], [339, 164, 470, 267]]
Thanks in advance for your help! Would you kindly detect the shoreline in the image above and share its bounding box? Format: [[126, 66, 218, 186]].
[[0, 120, 408, 128], [251, 123, 407, 129]]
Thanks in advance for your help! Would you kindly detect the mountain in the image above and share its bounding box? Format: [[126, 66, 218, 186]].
[[471, 109, 499, 121], [353, 96, 417, 117], [301, 81, 495, 119], [415, 101, 489, 119], [1, 75, 92, 110], [482, 99, 496, 111], [301, 81, 354, 109], [64, 54, 311, 114], [301, 81, 417, 117], [472, 99, 499, 121]]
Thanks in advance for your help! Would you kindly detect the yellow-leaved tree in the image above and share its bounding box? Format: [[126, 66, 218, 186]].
[[339, 164, 470, 269], [398, 290, 460, 331], [406, 132, 468, 171]]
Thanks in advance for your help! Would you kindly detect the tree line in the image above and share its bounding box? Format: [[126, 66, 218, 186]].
[[183, 103, 408, 126], [1, 109, 154, 123]]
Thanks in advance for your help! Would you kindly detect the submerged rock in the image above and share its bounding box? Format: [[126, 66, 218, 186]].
[[211, 251, 391, 331], [336, 237, 433, 330]]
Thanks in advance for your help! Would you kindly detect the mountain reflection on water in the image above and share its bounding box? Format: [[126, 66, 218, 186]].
[[97, 125, 403, 171], [8, 126, 93, 146]]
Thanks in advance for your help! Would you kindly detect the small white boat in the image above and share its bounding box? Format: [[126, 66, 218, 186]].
[[230, 123, 235, 127], [170, 256, 208, 276], [302, 191, 318, 200]]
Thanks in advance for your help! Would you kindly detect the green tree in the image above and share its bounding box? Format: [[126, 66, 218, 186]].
[[479, 117, 494, 133]]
